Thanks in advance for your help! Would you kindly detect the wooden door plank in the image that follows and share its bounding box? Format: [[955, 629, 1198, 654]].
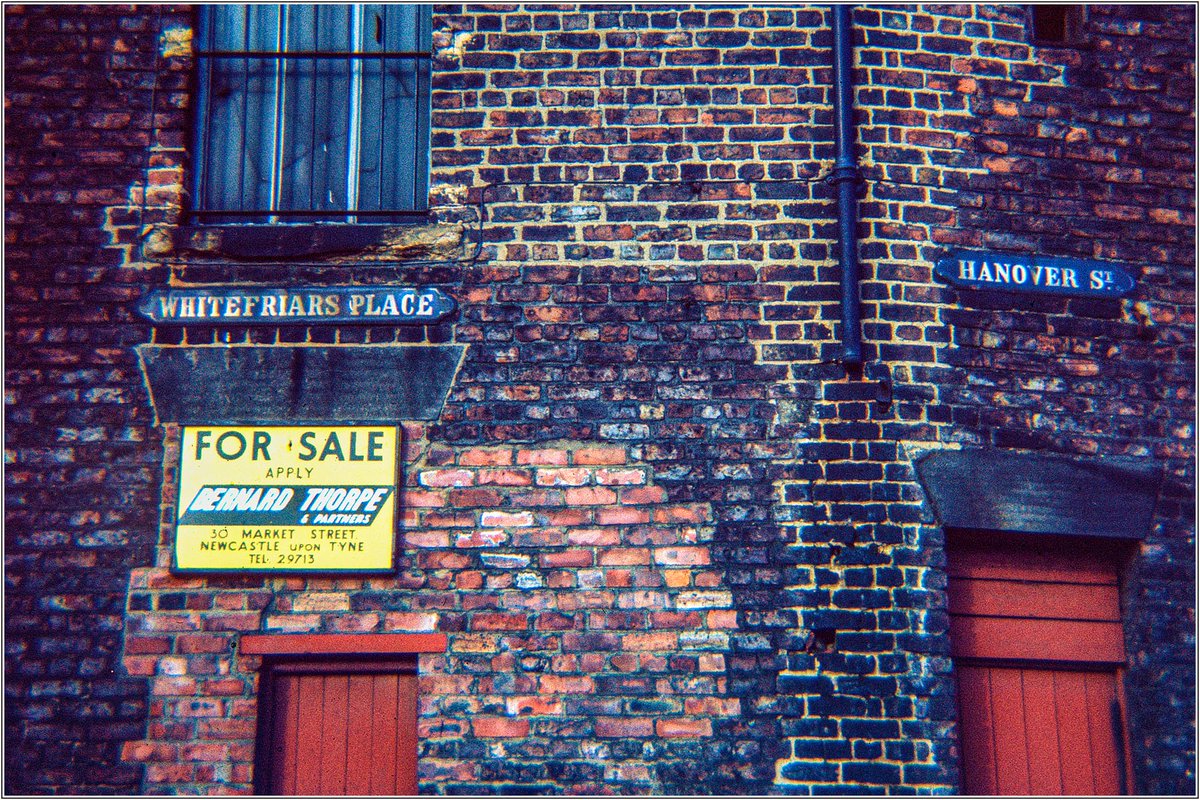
[[345, 673, 376, 795], [1053, 670, 1098, 795], [956, 665, 999, 795], [396, 673, 420, 795], [948, 548, 1117, 585], [293, 674, 325, 794], [950, 616, 1126, 663], [988, 667, 1032, 795], [1021, 668, 1064, 795], [1084, 672, 1122, 795], [1114, 670, 1136, 795], [948, 578, 1121, 621], [270, 674, 301, 795], [318, 674, 350, 795], [370, 673, 400, 794]]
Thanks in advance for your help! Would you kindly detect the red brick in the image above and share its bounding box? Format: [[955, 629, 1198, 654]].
[[480, 510, 535, 528], [182, 742, 229, 761], [472, 717, 531, 738], [123, 656, 159, 677], [196, 718, 257, 740], [202, 613, 260, 632], [538, 675, 595, 694], [419, 468, 475, 487], [124, 636, 171, 654], [535, 467, 592, 486], [649, 611, 703, 628], [543, 508, 594, 526], [706, 610, 739, 629], [565, 486, 618, 505], [516, 448, 569, 466], [566, 527, 620, 546], [685, 697, 741, 716], [653, 546, 711, 566], [619, 486, 669, 504], [470, 613, 529, 631], [653, 504, 710, 523], [476, 468, 534, 486], [595, 716, 654, 737], [403, 489, 447, 508], [596, 507, 652, 526], [121, 741, 178, 762], [604, 570, 633, 588], [505, 696, 564, 716], [598, 548, 650, 566], [145, 763, 196, 783], [595, 468, 647, 485], [623, 632, 678, 650], [177, 634, 228, 654], [449, 488, 504, 507], [202, 678, 248, 696], [572, 447, 627, 465], [151, 677, 197, 696], [454, 531, 507, 548], [540, 550, 594, 568], [656, 718, 713, 737], [459, 448, 514, 466]]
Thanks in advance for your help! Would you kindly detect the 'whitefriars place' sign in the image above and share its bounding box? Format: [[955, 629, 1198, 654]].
[[139, 286, 456, 325], [935, 251, 1136, 299], [173, 426, 399, 573]]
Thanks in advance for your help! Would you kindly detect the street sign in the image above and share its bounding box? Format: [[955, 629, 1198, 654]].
[[934, 251, 1136, 299], [139, 286, 456, 325]]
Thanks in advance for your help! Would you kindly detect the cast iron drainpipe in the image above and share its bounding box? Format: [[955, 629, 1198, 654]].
[[831, 4, 862, 367]]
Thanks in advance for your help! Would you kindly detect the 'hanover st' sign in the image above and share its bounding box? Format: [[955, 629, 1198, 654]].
[[934, 251, 1136, 299]]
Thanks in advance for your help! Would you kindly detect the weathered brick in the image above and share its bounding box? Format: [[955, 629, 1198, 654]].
[[6, 4, 1193, 799]]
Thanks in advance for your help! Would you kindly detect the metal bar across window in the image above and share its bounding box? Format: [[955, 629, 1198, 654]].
[[196, 50, 431, 58]]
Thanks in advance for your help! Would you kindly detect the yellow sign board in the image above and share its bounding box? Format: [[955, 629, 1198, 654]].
[[173, 426, 400, 573]]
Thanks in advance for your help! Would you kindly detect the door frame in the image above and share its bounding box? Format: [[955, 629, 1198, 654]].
[[241, 633, 447, 796], [945, 530, 1138, 794]]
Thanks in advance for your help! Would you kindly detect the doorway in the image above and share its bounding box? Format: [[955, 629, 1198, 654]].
[[255, 656, 419, 795], [947, 533, 1134, 794]]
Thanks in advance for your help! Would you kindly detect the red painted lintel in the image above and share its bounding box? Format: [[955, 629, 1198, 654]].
[[240, 632, 447, 656]]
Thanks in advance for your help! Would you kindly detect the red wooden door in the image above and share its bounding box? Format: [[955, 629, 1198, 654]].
[[262, 659, 418, 795], [948, 537, 1133, 795]]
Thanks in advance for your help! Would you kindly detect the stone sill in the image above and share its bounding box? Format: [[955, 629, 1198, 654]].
[[143, 221, 467, 263]]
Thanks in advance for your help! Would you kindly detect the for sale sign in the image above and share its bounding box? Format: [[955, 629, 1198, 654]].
[[173, 426, 400, 573]]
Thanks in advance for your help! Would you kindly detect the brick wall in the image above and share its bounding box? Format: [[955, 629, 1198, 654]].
[[5, 3, 1195, 795], [124, 426, 758, 793], [4, 4, 190, 793]]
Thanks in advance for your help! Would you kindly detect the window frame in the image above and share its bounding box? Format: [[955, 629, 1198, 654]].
[[1028, 5, 1088, 48], [188, 4, 433, 226]]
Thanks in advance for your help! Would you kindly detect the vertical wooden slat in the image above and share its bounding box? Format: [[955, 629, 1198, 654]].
[[318, 674, 350, 794], [1021, 668, 1064, 795], [344, 674, 375, 795], [292, 675, 324, 793], [956, 665, 998, 795], [1053, 670, 1098, 795], [1084, 672, 1122, 795], [988, 668, 1032, 795], [270, 675, 300, 795], [1114, 670, 1136, 795], [396, 673, 420, 794], [370, 673, 400, 794]]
